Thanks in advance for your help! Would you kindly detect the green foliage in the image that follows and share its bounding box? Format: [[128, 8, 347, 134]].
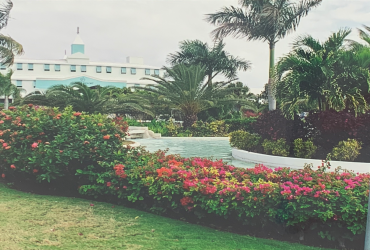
[[166, 119, 178, 136], [229, 130, 262, 152], [329, 139, 362, 161], [0, 105, 127, 183], [224, 117, 257, 133], [262, 139, 289, 157], [146, 120, 169, 136], [293, 139, 317, 159], [190, 120, 229, 137]]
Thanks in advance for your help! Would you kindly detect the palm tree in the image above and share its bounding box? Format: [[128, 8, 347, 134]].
[[0, 70, 23, 109], [167, 40, 250, 87], [206, 0, 322, 110], [276, 29, 370, 117], [141, 64, 248, 128], [0, 0, 23, 66], [23, 82, 153, 116]]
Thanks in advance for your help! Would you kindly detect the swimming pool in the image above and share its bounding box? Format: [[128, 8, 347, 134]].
[[136, 137, 256, 168]]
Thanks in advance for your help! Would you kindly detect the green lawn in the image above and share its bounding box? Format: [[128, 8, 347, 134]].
[[0, 183, 331, 250]]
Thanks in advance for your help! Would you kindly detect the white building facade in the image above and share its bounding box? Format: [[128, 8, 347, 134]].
[[3, 31, 162, 98]]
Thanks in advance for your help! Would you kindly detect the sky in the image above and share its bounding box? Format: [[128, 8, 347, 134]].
[[3, 0, 370, 93]]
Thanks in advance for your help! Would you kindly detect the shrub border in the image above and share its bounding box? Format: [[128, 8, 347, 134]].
[[232, 148, 370, 173]]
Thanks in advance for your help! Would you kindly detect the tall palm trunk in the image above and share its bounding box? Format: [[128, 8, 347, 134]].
[[4, 96, 9, 110], [268, 42, 276, 110]]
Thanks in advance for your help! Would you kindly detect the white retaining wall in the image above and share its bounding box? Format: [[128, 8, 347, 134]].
[[232, 148, 370, 173]]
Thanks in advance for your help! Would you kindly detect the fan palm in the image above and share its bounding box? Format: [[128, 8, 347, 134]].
[[167, 40, 250, 87], [141, 64, 248, 128], [206, 0, 322, 110], [276, 29, 370, 117], [0, 0, 23, 66], [23, 82, 153, 116]]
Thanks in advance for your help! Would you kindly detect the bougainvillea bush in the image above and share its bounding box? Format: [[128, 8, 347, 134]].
[[0, 105, 128, 184], [78, 147, 369, 245]]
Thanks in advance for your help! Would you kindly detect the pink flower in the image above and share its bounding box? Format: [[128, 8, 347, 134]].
[[106, 182, 112, 187], [31, 142, 38, 148], [123, 186, 127, 189], [90, 203, 94, 206]]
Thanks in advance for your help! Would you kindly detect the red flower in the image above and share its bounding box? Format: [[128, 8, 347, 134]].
[[73, 112, 82, 116], [180, 196, 194, 206], [5, 146, 11, 150], [106, 182, 112, 187], [0, 120, 3, 124], [122, 186, 127, 189], [1, 173, 5, 178], [90, 203, 94, 206], [10, 164, 16, 169], [31, 142, 38, 148], [33, 169, 38, 173], [156, 167, 173, 178], [103, 135, 110, 140], [83, 141, 90, 145], [28, 104, 33, 108], [98, 123, 103, 126], [2, 143, 7, 147]]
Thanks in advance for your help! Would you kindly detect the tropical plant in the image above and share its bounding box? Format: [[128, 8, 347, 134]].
[[293, 138, 317, 159], [329, 139, 362, 162], [276, 29, 370, 117], [141, 64, 249, 128], [262, 138, 289, 156], [22, 82, 153, 116], [0, 0, 23, 66], [0, 70, 23, 109], [206, 0, 322, 110], [167, 40, 250, 87]]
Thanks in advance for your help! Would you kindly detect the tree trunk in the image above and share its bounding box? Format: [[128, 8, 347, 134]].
[[207, 73, 212, 87], [268, 42, 276, 111], [4, 96, 9, 110], [183, 113, 197, 129]]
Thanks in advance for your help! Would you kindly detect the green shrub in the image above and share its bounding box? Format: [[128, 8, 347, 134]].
[[0, 105, 127, 183], [166, 118, 178, 136], [229, 130, 262, 152], [144, 120, 169, 136], [190, 120, 229, 137], [124, 118, 143, 126], [293, 139, 317, 159], [329, 139, 362, 161], [262, 139, 289, 157], [224, 117, 257, 133]]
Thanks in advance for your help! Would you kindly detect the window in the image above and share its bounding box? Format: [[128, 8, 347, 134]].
[[44, 64, 50, 71], [28, 63, 33, 71], [16, 80, 22, 87], [70, 65, 76, 72], [121, 67, 126, 74], [154, 69, 160, 76], [33, 80, 36, 88], [0, 64, 6, 70], [17, 63, 22, 70], [145, 69, 150, 75], [55, 64, 61, 71], [81, 65, 86, 72], [131, 68, 136, 75], [106, 66, 112, 73], [96, 66, 102, 73]]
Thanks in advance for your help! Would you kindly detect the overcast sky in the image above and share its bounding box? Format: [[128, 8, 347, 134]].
[[4, 0, 370, 93]]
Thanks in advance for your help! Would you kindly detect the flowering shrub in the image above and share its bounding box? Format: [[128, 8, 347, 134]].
[[0, 105, 127, 183], [77, 148, 370, 244]]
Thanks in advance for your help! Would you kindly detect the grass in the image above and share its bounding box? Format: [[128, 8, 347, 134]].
[[0, 183, 332, 250]]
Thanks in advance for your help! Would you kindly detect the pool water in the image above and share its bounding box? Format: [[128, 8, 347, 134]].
[[136, 137, 256, 168]]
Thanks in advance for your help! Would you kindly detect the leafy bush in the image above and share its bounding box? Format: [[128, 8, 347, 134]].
[[166, 119, 179, 136], [224, 117, 257, 133], [329, 139, 362, 161], [124, 118, 143, 126], [229, 130, 262, 152], [76, 149, 370, 244], [144, 120, 169, 136], [262, 139, 289, 156], [293, 139, 317, 159], [190, 120, 229, 137], [0, 105, 127, 183], [252, 110, 307, 143]]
